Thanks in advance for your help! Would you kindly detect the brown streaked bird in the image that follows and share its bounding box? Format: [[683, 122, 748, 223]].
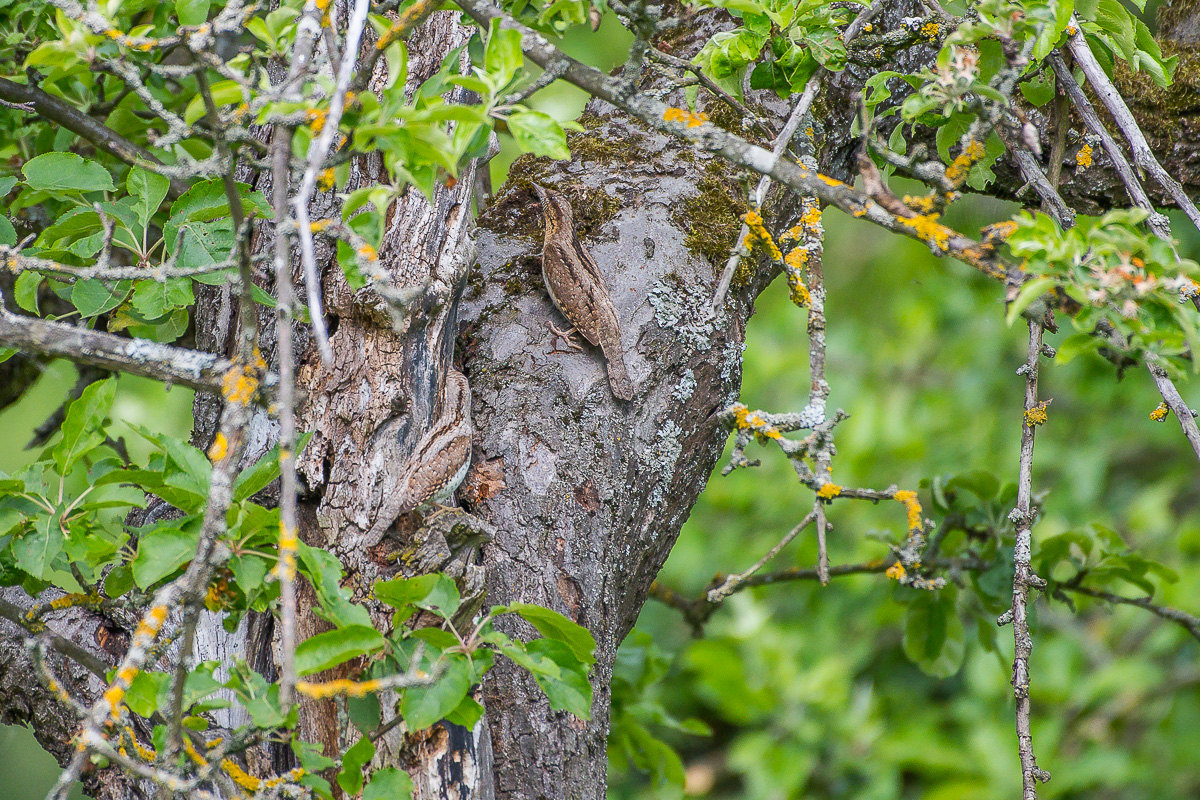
[[367, 369, 472, 540], [534, 184, 634, 401]]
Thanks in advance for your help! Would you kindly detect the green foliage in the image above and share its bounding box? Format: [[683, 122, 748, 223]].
[[611, 206, 1200, 799], [1006, 209, 1200, 375], [690, 0, 858, 99]]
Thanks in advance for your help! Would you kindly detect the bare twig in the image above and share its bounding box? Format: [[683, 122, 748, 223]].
[[292, 0, 371, 365], [1009, 319, 1051, 797], [1062, 584, 1200, 643], [1064, 19, 1200, 233], [705, 511, 817, 605], [710, 0, 885, 311]]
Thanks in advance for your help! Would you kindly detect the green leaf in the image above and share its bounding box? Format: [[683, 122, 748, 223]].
[[400, 654, 473, 730], [127, 167, 171, 231], [131, 277, 194, 319], [498, 602, 597, 665], [295, 625, 386, 676], [131, 520, 201, 588], [184, 80, 242, 126], [336, 735, 376, 795], [12, 514, 64, 579], [124, 671, 169, 717], [902, 588, 965, 678], [484, 19, 522, 88], [22, 153, 115, 194], [1005, 276, 1057, 326], [376, 573, 460, 618], [14, 271, 42, 315], [523, 638, 593, 718], [72, 278, 132, 319], [54, 378, 116, 475], [362, 768, 414, 800], [506, 111, 570, 160], [176, 0, 210, 25], [0, 216, 15, 246], [233, 433, 313, 502]]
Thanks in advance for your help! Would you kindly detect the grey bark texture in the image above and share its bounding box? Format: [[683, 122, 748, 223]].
[[5, 1, 1200, 799]]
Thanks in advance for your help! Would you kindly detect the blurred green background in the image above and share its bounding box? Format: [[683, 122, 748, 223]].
[[4, 15, 1200, 800]]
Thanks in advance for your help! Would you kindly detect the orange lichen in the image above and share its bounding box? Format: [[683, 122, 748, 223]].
[[663, 107, 709, 127], [356, 243, 378, 261]]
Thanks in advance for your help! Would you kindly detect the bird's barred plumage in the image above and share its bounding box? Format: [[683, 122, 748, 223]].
[[534, 185, 634, 400], [366, 370, 472, 540]]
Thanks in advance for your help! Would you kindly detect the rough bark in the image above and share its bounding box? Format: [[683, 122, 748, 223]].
[[5, 1, 1200, 799]]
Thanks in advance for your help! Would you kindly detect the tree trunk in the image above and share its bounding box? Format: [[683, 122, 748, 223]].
[[7, 1, 1200, 798]]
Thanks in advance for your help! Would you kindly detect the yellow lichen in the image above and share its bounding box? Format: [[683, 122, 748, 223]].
[[885, 562, 906, 581], [1150, 402, 1171, 422], [921, 21, 940, 39], [902, 193, 937, 214], [318, 168, 335, 192], [893, 490, 922, 530], [296, 678, 385, 699], [800, 205, 822, 228], [207, 432, 229, 462], [1024, 399, 1050, 427], [816, 483, 841, 499], [663, 107, 709, 128], [1076, 143, 1093, 169], [742, 210, 782, 261], [356, 243, 378, 261], [899, 213, 952, 251], [945, 139, 985, 184]]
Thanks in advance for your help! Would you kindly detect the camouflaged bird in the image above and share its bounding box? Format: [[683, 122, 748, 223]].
[[534, 184, 635, 401], [367, 369, 472, 540]]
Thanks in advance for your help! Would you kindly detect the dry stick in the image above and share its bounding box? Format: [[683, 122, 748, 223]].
[[271, 123, 300, 710], [1010, 320, 1051, 798], [292, 0, 372, 365], [1044, 53, 1171, 241], [1064, 17, 1200, 233], [1063, 584, 1200, 642], [705, 511, 818, 604], [0, 299, 272, 397], [710, 0, 884, 312], [1147, 360, 1200, 462], [1043, 51, 1200, 461]]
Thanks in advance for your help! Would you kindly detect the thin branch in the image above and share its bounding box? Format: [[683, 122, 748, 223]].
[[705, 511, 817, 605], [1010, 319, 1051, 797], [0, 297, 275, 398], [1062, 584, 1200, 643], [0, 78, 189, 200], [710, 0, 885, 311], [1064, 19, 1200, 233], [1146, 359, 1200, 463], [292, 0, 371, 365], [0, 596, 112, 679], [1045, 52, 1171, 241]]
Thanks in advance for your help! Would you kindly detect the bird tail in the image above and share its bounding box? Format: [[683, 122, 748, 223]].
[[600, 334, 634, 400]]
